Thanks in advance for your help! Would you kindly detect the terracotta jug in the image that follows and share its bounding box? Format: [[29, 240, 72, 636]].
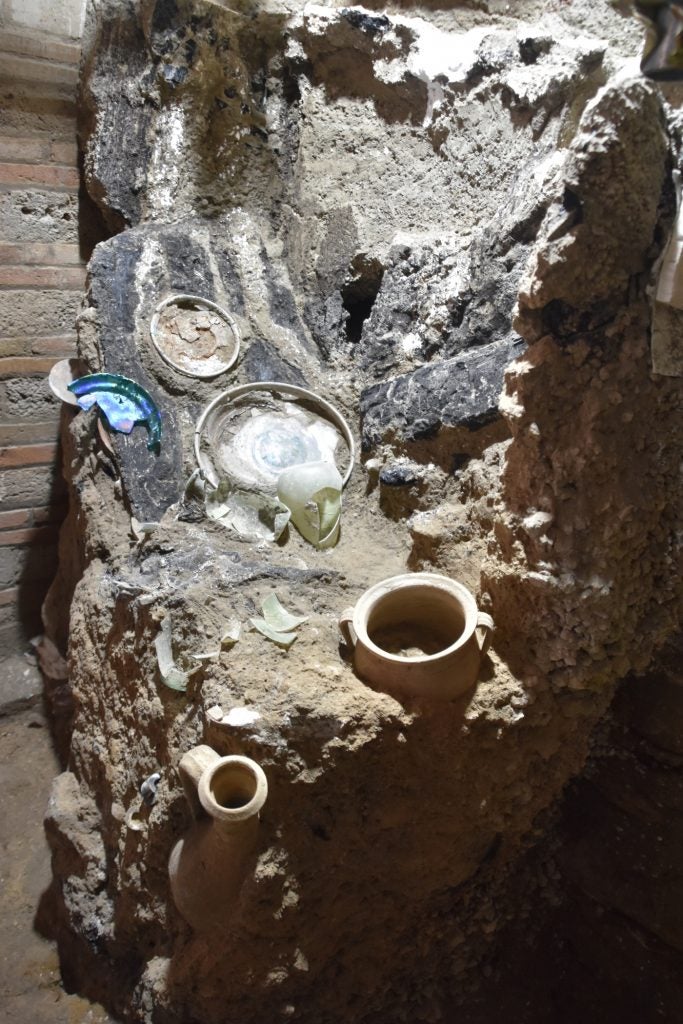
[[168, 745, 268, 932], [339, 572, 494, 701]]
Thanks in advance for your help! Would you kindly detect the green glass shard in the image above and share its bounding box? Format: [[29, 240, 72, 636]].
[[154, 614, 188, 691], [261, 594, 308, 632], [249, 617, 298, 648]]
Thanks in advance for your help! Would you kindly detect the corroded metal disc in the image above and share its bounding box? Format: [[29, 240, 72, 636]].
[[150, 294, 240, 379]]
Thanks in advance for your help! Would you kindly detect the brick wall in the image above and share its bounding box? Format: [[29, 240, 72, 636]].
[[0, 23, 84, 657]]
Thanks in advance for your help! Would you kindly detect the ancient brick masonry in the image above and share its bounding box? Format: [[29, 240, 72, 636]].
[[0, 23, 85, 655]]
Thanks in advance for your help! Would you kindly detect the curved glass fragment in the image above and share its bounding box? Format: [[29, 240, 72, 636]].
[[277, 461, 342, 548], [68, 373, 162, 452]]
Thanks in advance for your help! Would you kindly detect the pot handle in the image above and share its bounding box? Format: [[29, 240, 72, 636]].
[[476, 612, 494, 657], [178, 744, 220, 820], [339, 607, 357, 649]]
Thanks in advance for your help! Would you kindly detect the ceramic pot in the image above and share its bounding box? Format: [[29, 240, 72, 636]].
[[339, 572, 494, 701], [168, 745, 268, 932]]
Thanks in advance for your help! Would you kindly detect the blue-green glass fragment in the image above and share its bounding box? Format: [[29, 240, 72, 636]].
[[68, 373, 162, 452]]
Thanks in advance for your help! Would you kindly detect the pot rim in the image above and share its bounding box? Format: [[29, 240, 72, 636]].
[[351, 572, 478, 664], [193, 380, 355, 489]]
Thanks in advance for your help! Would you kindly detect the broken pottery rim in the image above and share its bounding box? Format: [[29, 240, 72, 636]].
[[352, 572, 479, 664], [193, 380, 355, 489], [150, 293, 241, 379], [48, 356, 87, 406]]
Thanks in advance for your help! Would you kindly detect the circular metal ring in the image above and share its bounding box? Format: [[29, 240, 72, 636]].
[[193, 381, 355, 489]]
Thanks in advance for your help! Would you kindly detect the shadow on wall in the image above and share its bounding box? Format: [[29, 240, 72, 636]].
[[447, 632, 683, 1024], [78, 152, 112, 261], [14, 160, 113, 655], [14, 444, 66, 650]]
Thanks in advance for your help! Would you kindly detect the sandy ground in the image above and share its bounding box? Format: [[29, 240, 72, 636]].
[[0, 659, 115, 1024]]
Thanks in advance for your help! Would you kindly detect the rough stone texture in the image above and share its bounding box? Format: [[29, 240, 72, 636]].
[[0, 707, 115, 1024], [0, 539, 58, 588], [0, 189, 80, 244], [42, 2, 683, 1023], [0, 462, 67, 509], [0, 653, 42, 714], [361, 335, 525, 449], [482, 76, 680, 693], [0, 373, 61, 420], [436, 637, 683, 1024], [0, 289, 81, 335], [79, 215, 320, 519]]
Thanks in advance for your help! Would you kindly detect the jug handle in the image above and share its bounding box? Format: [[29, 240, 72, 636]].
[[339, 607, 357, 650], [177, 744, 220, 820], [476, 612, 494, 657]]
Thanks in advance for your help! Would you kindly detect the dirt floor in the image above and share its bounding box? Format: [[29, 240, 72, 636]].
[[0, 655, 115, 1024]]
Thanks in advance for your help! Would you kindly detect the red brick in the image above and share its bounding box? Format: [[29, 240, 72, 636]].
[[0, 508, 31, 529], [0, 31, 80, 65], [32, 334, 77, 356], [0, 421, 62, 446], [0, 524, 59, 546], [1, 463, 66, 510], [0, 136, 78, 166], [0, 356, 59, 376], [0, 136, 49, 162], [0, 334, 76, 358], [0, 265, 85, 288], [0, 53, 79, 90], [0, 586, 19, 607], [0, 94, 78, 132], [33, 503, 67, 525], [52, 140, 78, 165], [0, 442, 58, 468], [0, 242, 82, 266], [0, 161, 79, 189]]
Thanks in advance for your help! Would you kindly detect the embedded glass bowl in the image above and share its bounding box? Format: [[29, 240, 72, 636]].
[[193, 382, 354, 492]]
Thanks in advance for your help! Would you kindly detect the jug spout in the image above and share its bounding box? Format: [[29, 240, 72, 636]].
[[198, 751, 268, 835], [169, 746, 268, 931]]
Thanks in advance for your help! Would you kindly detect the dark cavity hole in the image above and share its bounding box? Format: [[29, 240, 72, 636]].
[[519, 37, 552, 65], [371, 620, 456, 657], [562, 186, 583, 224], [221, 793, 251, 809], [341, 254, 384, 344], [282, 69, 302, 104], [210, 762, 257, 810]]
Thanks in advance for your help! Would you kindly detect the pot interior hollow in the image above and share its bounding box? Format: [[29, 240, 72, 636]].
[[366, 584, 466, 660], [209, 761, 259, 810]]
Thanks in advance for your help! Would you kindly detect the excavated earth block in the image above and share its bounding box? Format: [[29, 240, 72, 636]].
[[41, 2, 683, 1023]]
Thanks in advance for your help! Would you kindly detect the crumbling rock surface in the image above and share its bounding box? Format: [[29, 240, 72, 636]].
[[484, 75, 680, 692], [78, 216, 317, 519], [43, 1, 683, 1023], [360, 334, 524, 449]]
